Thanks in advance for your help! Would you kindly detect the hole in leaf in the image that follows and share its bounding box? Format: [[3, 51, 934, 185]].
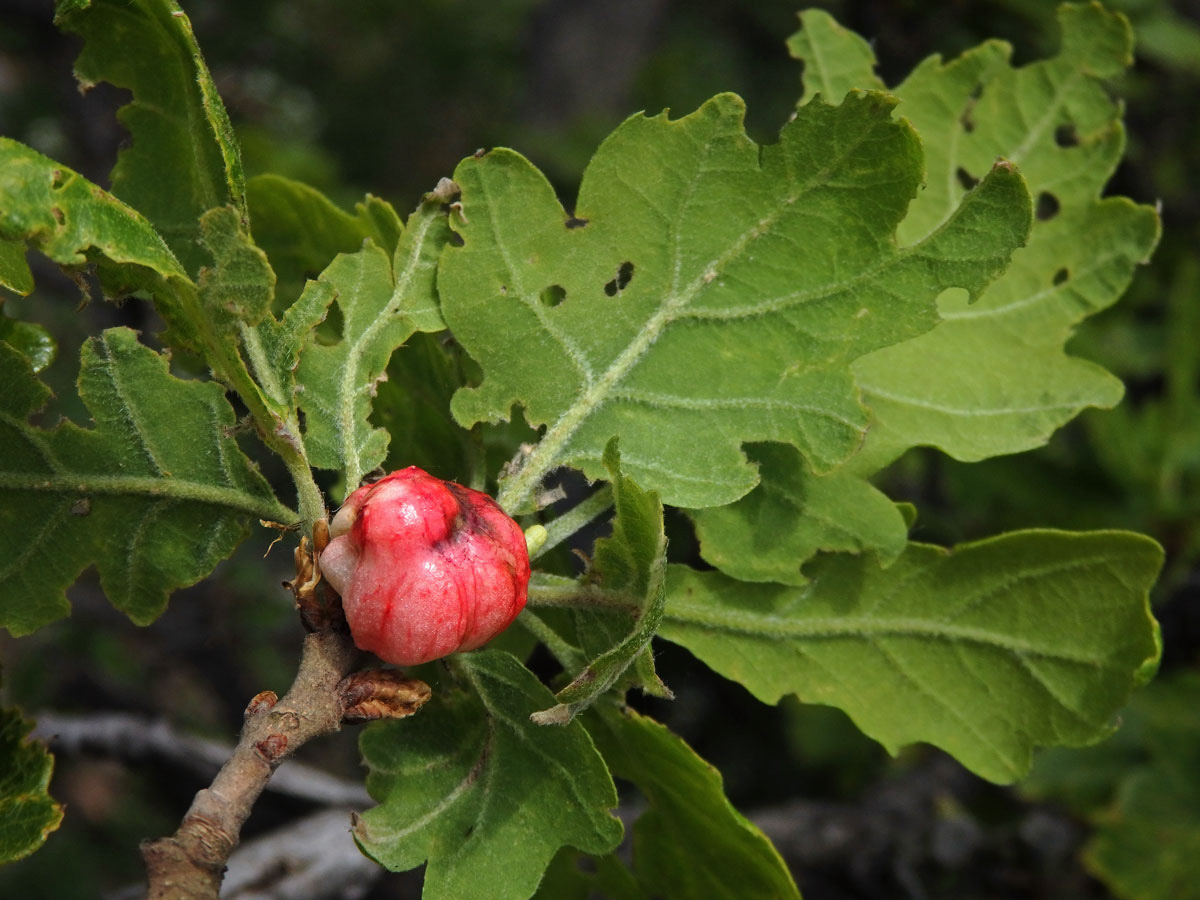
[[1053, 267, 1069, 286], [540, 284, 566, 307], [604, 261, 634, 297], [50, 169, 65, 189], [1055, 124, 1079, 147], [51, 206, 64, 225], [960, 113, 975, 133], [955, 167, 979, 191], [1036, 191, 1060, 221], [565, 216, 589, 229], [316, 300, 344, 345], [297, 407, 307, 436], [448, 231, 465, 247]]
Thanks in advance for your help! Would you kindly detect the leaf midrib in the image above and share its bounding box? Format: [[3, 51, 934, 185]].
[[497, 116, 884, 511], [0, 471, 293, 522], [334, 212, 437, 487], [663, 602, 1123, 668]]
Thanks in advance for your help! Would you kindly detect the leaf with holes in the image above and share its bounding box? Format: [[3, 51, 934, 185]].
[[54, 0, 244, 275], [0, 330, 293, 635], [293, 188, 449, 492], [787, 3, 1160, 472], [0, 139, 185, 286], [659, 530, 1161, 783], [589, 706, 799, 900], [440, 90, 1031, 513], [0, 702, 62, 864], [355, 650, 622, 900]]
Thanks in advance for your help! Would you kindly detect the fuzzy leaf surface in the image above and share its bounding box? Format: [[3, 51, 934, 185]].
[[660, 530, 1162, 783], [294, 190, 448, 491], [197, 206, 274, 330], [0, 331, 291, 635], [54, 0, 244, 274], [0, 706, 62, 864], [441, 91, 1031, 512], [0, 139, 185, 284], [689, 441, 908, 584], [590, 707, 799, 900], [533, 441, 669, 724], [356, 650, 622, 900], [789, 8, 883, 102], [787, 4, 1158, 470]]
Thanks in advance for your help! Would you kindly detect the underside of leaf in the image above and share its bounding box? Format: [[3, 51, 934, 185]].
[[441, 90, 1031, 513]]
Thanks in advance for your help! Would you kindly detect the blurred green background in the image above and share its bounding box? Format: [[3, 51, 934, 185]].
[[1, 1, 1198, 897]]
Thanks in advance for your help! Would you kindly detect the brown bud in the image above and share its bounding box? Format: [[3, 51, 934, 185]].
[[284, 534, 348, 634], [254, 734, 288, 762], [244, 690, 278, 720], [339, 669, 432, 724]]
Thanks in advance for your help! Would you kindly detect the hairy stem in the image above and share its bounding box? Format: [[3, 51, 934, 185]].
[[517, 608, 586, 671], [141, 630, 360, 900], [176, 279, 326, 531], [527, 576, 639, 614], [533, 484, 614, 561]]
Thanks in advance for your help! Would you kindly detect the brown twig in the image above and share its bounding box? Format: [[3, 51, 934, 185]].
[[140, 529, 432, 899], [140, 629, 362, 899]]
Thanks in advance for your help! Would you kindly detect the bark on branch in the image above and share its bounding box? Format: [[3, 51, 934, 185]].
[[140, 630, 361, 900]]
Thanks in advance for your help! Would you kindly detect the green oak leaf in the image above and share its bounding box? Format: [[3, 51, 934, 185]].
[[54, 0, 245, 275], [0, 330, 292, 635], [440, 90, 1031, 513], [295, 191, 449, 491], [789, 8, 883, 102], [660, 530, 1162, 783], [0, 139, 185, 284], [197, 206, 274, 330], [0, 704, 63, 864], [246, 174, 403, 305], [0, 318, 56, 374], [355, 650, 622, 900], [787, 3, 1159, 470], [590, 706, 799, 900], [0, 238, 33, 296], [533, 441, 669, 725], [688, 441, 908, 585]]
